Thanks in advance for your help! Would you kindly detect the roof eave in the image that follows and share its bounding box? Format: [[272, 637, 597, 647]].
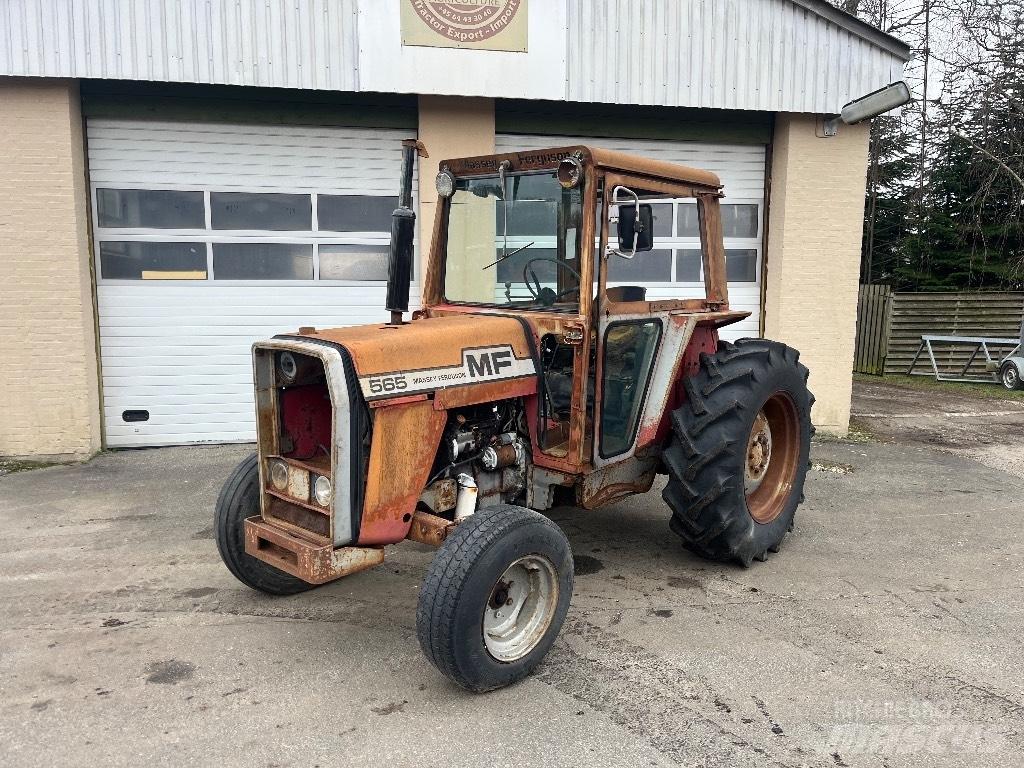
[[791, 0, 912, 61]]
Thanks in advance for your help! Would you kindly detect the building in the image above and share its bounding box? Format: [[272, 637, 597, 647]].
[[0, 0, 908, 459]]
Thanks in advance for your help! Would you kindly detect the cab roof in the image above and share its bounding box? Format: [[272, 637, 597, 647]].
[[442, 145, 723, 191]]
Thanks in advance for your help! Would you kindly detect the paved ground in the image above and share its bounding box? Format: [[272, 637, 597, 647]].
[[1, 381, 1021, 767]]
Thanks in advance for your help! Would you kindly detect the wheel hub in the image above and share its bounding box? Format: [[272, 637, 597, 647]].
[[745, 410, 773, 494], [483, 555, 558, 662], [744, 392, 801, 525]]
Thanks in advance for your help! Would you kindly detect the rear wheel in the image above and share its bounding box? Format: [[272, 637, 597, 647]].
[[416, 505, 573, 692], [1000, 361, 1023, 391], [215, 453, 314, 596], [662, 338, 813, 566]]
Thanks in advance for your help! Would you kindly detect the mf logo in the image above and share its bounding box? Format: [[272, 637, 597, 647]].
[[465, 348, 514, 378]]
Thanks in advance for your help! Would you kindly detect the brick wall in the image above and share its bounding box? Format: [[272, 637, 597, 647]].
[[0, 78, 101, 459], [416, 95, 495, 271], [763, 114, 870, 435]]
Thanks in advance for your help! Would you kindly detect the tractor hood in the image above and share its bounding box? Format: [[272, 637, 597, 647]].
[[283, 314, 537, 402]]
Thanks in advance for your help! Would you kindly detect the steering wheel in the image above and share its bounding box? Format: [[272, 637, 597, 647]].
[[522, 257, 583, 306]]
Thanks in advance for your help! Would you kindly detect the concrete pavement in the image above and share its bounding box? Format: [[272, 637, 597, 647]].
[[0, 423, 1021, 767]]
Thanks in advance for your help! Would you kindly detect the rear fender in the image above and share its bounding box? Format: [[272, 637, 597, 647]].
[[633, 318, 718, 453]]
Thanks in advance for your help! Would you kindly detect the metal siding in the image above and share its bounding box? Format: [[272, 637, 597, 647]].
[[4, 0, 905, 113], [2, 0, 358, 91], [89, 119, 416, 446], [495, 133, 766, 342], [564, 0, 906, 113]]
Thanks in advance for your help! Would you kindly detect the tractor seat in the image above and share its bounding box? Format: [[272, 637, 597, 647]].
[[606, 285, 647, 302]]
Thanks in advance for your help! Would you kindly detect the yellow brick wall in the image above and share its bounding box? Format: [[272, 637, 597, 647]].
[[416, 95, 495, 273], [0, 78, 101, 460], [763, 114, 870, 435]]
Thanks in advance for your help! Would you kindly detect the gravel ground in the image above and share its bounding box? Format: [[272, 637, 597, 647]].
[[851, 374, 1024, 478]]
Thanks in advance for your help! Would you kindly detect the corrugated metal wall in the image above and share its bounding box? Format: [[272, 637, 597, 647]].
[[2, 0, 906, 114], [1, 0, 359, 91], [565, 0, 906, 112]]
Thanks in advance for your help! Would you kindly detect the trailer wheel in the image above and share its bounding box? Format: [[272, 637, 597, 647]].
[[416, 504, 573, 692], [1000, 361, 1023, 391], [214, 453, 313, 596], [662, 338, 812, 567]]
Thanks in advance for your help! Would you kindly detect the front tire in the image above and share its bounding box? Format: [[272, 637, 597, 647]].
[[215, 453, 314, 596], [416, 505, 573, 692], [662, 338, 813, 566]]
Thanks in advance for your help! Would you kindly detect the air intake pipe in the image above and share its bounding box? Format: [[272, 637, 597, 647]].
[[386, 139, 426, 325]]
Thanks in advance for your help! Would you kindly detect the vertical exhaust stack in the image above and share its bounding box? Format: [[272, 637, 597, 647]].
[[386, 139, 425, 325]]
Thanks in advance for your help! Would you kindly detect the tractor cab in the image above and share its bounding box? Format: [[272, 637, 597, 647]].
[[421, 146, 748, 469]]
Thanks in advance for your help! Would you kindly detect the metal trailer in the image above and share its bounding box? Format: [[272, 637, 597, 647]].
[[907, 314, 1024, 390]]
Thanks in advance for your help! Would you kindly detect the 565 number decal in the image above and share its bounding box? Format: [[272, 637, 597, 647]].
[[367, 374, 408, 395]]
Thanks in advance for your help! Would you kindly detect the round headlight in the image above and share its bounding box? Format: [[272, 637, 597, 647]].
[[435, 170, 455, 198], [313, 475, 333, 507], [557, 156, 584, 189], [279, 351, 297, 382], [270, 459, 289, 491]]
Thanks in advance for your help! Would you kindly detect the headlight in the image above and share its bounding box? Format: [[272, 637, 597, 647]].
[[557, 156, 583, 189], [270, 459, 289, 491], [435, 170, 455, 198], [279, 351, 297, 382], [313, 475, 333, 507]]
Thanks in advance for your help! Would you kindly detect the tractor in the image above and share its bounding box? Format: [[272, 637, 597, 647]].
[[215, 141, 813, 691]]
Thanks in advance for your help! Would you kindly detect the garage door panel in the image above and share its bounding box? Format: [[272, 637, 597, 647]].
[[91, 120, 417, 446]]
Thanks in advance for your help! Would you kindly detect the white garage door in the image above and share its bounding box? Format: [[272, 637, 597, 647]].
[[496, 134, 766, 341], [88, 119, 417, 447]]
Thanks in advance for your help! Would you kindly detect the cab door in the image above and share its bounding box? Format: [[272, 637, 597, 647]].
[[591, 176, 706, 469]]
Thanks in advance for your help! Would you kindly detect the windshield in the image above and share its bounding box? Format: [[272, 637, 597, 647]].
[[443, 170, 583, 310]]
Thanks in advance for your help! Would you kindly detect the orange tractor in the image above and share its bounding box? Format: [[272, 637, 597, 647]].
[[215, 142, 813, 691]]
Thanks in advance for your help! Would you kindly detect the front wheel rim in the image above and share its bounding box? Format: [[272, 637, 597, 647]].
[[745, 392, 801, 524], [482, 555, 559, 662], [1004, 367, 1018, 388]]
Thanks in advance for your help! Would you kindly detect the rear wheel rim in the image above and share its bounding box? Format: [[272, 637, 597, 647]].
[[482, 555, 558, 662], [745, 392, 801, 524], [1004, 366, 1018, 389]]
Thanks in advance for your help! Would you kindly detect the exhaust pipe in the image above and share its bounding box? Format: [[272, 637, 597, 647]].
[[386, 139, 426, 325]]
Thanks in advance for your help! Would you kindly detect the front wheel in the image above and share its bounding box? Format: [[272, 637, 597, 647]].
[[214, 453, 314, 596], [416, 505, 573, 692], [662, 338, 813, 566]]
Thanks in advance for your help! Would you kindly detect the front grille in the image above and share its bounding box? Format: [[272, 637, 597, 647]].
[[252, 338, 368, 547]]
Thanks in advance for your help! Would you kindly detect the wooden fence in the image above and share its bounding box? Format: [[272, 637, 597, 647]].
[[853, 284, 892, 374], [854, 290, 1024, 376]]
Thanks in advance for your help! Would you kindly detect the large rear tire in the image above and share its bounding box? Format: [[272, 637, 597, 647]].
[[215, 453, 314, 596], [416, 505, 573, 692], [662, 338, 813, 566]]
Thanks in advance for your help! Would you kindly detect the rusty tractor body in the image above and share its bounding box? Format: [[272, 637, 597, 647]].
[[216, 144, 813, 691]]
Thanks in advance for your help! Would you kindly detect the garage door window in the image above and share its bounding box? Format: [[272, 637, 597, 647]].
[[92, 188, 401, 283], [96, 189, 205, 229], [210, 192, 312, 231], [99, 241, 208, 280], [621, 200, 763, 285]]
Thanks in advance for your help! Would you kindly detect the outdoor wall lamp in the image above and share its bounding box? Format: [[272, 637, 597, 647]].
[[821, 81, 913, 136]]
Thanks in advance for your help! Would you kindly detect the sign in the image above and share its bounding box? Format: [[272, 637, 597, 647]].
[[401, 0, 528, 52], [358, 345, 535, 400]]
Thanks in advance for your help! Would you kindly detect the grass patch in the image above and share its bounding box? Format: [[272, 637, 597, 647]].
[[854, 372, 1024, 402], [0, 458, 67, 476]]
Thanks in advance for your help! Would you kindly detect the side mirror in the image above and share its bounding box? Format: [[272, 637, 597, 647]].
[[609, 186, 654, 259], [617, 203, 654, 254]]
